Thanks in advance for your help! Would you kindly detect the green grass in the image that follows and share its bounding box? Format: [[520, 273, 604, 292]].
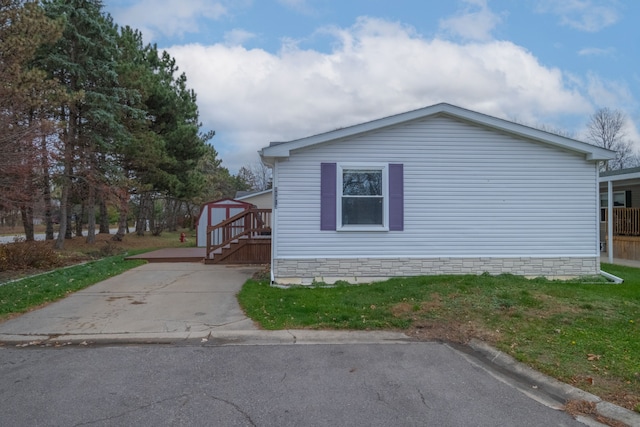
[[238, 264, 640, 410], [0, 254, 145, 318]]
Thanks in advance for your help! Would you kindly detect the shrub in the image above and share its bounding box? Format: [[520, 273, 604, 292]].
[[0, 240, 62, 271], [87, 241, 123, 259], [0, 245, 7, 271]]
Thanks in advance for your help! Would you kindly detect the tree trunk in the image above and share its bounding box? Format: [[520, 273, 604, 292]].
[[55, 113, 74, 249], [40, 134, 54, 240], [43, 175, 54, 240], [20, 206, 35, 241], [135, 192, 148, 236], [112, 189, 128, 241], [99, 194, 110, 233], [86, 186, 96, 244], [166, 198, 178, 231], [75, 202, 83, 237], [55, 177, 69, 249], [66, 204, 73, 239]]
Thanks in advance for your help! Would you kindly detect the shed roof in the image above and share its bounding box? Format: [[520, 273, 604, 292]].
[[260, 103, 615, 164], [235, 189, 272, 200]]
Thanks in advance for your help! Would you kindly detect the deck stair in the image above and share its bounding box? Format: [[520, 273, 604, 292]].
[[205, 208, 271, 264]]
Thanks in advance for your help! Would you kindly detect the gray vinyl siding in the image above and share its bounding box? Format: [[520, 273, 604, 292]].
[[274, 115, 599, 259]]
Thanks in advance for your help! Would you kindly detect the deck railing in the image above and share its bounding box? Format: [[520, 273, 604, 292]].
[[603, 207, 640, 236], [206, 208, 271, 260]]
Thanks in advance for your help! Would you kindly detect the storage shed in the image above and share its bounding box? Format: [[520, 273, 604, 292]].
[[195, 198, 254, 247]]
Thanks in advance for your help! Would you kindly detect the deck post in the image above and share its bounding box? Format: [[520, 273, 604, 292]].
[[608, 180, 613, 264]]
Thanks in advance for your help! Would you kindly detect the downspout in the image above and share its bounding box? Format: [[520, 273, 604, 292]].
[[607, 180, 613, 264], [601, 179, 623, 283], [270, 161, 277, 285], [600, 270, 623, 284]]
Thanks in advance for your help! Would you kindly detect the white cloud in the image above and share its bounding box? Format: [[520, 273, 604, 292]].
[[109, 0, 227, 41], [578, 47, 615, 56], [166, 17, 621, 172], [439, 0, 502, 41], [537, 0, 619, 32], [586, 73, 634, 109], [224, 29, 257, 46]]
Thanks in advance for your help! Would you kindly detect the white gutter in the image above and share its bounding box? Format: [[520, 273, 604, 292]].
[[600, 270, 624, 284]]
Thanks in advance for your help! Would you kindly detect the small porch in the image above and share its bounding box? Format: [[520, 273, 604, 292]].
[[600, 166, 640, 262], [126, 208, 272, 264], [602, 208, 640, 261], [205, 208, 272, 264]]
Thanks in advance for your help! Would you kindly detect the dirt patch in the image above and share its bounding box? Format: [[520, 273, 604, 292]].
[[390, 302, 416, 317], [391, 293, 443, 318], [392, 293, 498, 344], [407, 319, 500, 344]]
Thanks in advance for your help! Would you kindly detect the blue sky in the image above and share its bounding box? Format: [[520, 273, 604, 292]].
[[103, 0, 640, 172]]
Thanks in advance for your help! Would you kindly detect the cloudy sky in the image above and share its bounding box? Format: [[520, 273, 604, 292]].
[[103, 0, 640, 173]]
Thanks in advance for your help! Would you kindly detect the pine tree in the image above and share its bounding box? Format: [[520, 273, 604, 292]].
[[0, 0, 63, 239], [38, 0, 124, 247]]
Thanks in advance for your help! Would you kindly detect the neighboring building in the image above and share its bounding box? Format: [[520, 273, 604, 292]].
[[260, 103, 614, 285], [599, 167, 640, 261], [235, 189, 273, 210]]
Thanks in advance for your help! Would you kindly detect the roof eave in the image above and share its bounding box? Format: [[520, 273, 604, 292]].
[[259, 103, 616, 162]]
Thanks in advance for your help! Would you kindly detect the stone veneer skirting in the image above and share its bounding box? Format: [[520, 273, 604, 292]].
[[273, 257, 600, 285]]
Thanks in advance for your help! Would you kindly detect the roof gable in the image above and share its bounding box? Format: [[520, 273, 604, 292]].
[[260, 103, 614, 163]]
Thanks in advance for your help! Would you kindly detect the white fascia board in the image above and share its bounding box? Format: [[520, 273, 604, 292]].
[[599, 171, 640, 182], [259, 103, 616, 161]]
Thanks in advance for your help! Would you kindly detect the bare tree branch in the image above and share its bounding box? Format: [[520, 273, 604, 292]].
[[586, 107, 637, 171]]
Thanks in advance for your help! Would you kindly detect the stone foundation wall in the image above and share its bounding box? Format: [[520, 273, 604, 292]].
[[273, 257, 599, 285]]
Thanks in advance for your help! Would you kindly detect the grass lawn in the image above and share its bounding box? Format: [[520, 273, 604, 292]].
[[238, 263, 640, 412]]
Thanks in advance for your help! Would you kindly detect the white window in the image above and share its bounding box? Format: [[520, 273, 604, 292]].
[[600, 191, 627, 222], [337, 164, 388, 230]]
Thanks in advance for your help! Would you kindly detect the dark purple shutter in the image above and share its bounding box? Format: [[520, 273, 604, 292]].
[[320, 163, 337, 230], [389, 164, 404, 231]]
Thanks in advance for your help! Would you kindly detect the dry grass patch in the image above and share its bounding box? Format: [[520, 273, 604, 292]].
[[564, 400, 629, 427]]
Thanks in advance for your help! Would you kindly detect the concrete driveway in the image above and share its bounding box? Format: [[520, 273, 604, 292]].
[[0, 263, 259, 342]]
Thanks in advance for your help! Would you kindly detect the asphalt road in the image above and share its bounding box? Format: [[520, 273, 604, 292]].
[[0, 232, 49, 244], [0, 342, 586, 427]]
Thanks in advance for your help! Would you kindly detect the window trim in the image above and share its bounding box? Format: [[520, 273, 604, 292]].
[[336, 163, 389, 231]]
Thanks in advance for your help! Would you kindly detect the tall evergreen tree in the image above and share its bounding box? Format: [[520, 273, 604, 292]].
[[38, 0, 124, 247], [0, 0, 62, 239]]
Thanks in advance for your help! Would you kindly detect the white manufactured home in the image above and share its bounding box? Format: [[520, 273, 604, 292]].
[[260, 103, 615, 285]]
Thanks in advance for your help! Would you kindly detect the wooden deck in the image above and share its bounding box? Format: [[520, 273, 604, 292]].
[[205, 208, 272, 264], [125, 247, 207, 263]]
